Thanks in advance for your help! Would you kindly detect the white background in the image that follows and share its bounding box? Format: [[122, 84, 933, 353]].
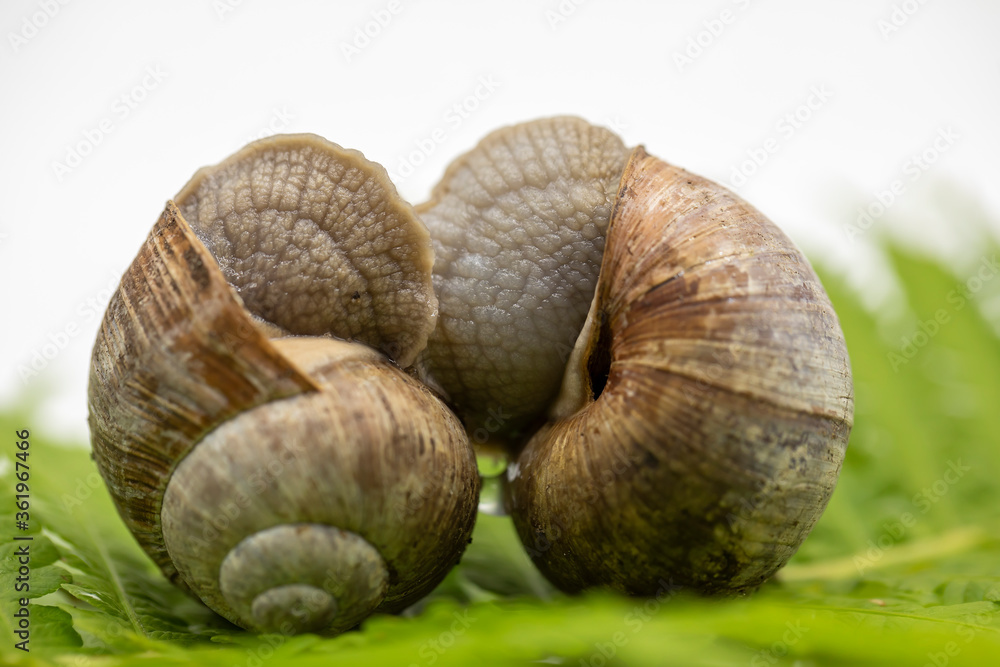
[[1, 0, 997, 442]]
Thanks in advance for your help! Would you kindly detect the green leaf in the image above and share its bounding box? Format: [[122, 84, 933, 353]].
[[0, 525, 82, 655], [2, 197, 1000, 665]]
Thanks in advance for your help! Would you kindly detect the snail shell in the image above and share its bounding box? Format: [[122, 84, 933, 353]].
[[506, 145, 854, 594], [88, 136, 480, 634], [411, 118, 853, 595]]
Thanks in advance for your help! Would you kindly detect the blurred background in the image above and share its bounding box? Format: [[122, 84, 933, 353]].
[[0, 0, 1000, 439], [3, 2, 1000, 664], [1, 0, 997, 441]]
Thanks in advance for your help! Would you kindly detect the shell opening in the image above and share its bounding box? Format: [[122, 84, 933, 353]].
[[547, 284, 613, 421], [585, 315, 613, 401]]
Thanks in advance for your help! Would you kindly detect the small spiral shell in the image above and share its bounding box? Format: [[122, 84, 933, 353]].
[[159, 335, 479, 633]]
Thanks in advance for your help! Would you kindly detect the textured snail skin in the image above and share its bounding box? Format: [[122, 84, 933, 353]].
[[505, 146, 854, 595], [175, 133, 438, 368], [87, 137, 480, 635], [416, 118, 629, 443]]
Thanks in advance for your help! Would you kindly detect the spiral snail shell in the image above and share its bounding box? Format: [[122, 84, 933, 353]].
[[89, 117, 852, 634], [503, 145, 853, 594], [88, 136, 480, 634]]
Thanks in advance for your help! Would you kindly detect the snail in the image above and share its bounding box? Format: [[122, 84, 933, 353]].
[[87, 135, 480, 635], [410, 117, 853, 595], [88, 116, 853, 635]]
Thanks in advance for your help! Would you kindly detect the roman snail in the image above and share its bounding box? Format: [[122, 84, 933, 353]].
[[413, 117, 852, 595], [88, 116, 853, 634], [87, 136, 481, 635]]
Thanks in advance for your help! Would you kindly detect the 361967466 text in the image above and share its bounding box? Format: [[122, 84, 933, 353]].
[[11, 429, 33, 652]]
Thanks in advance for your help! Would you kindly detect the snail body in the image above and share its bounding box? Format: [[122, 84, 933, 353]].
[[89, 118, 852, 633], [414, 118, 630, 443]]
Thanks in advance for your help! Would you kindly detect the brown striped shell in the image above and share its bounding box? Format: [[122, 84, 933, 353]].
[[504, 146, 853, 594], [87, 136, 480, 635]]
